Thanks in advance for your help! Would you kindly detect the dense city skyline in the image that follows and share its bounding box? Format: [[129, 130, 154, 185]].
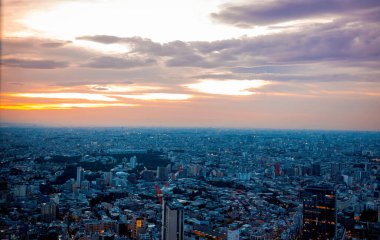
[[1, 127, 379, 239], [1, 0, 380, 130]]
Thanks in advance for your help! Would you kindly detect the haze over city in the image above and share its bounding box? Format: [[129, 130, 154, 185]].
[[1, 0, 380, 130]]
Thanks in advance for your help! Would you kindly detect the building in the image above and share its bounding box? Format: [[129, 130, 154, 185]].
[[131, 217, 146, 238], [227, 228, 240, 240], [302, 184, 336, 239], [330, 162, 342, 181], [162, 198, 184, 240], [104, 172, 113, 187], [157, 166, 168, 181], [274, 162, 281, 176], [312, 162, 321, 176], [41, 202, 57, 221], [130, 156, 137, 169], [76, 167, 84, 187]]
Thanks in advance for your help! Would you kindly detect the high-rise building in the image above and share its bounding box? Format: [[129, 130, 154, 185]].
[[312, 162, 321, 176], [274, 162, 281, 176], [162, 198, 184, 240], [302, 184, 336, 240], [76, 167, 84, 187], [132, 217, 146, 238], [130, 156, 137, 169], [330, 162, 342, 181], [157, 166, 168, 181], [104, 172, 113, 187], [41, 202, 57, 221]]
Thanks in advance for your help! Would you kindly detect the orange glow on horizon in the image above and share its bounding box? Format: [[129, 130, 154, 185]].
[[0, 103, 138, 110], [6, 92, 117, 102]]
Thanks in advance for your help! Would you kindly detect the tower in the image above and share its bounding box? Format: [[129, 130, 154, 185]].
[[274, 162, 281, 176], [162, 198, 184, 240], [104, 172, 113, 187], [302, 184, 336, 239], [76, 167, 84, 187], [130, 156, 137, 169], [312, 162, 321, 176], [157, 166, 168, 181]]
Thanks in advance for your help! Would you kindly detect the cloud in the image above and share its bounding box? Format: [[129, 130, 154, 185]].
[[165, 53, 214, 68], [77, 35, 214, 67], [1, 58, 69, 69], [81, 56, 156, 69], [77, 35, 121, 44], [40, 41, 71, 48], [184, 80, 269, 96], [8, 92, 117, 102], [116, 93, 192, 101], [211, 0, 380, 27], [189, 19, 380, 70], [1, 37, 95, 61], [88, 84, 162, 92], [77, 16, 380, 73]]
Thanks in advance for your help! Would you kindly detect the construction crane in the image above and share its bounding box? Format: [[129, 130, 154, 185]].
[[154, 165, 183, 204]]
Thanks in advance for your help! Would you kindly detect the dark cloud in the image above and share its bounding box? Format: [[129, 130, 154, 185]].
[[2, 37, 94, 61], [77, 35, 209, 67], [77, 35, 121, 44], [211, 0, 380, 27], [81, 56, 156, 69], [78, 17, 380, 72], [40, 41, 72, 48], [191, 73, 242, 80], [192, 19, 380, 66], [77, 35, 192, 57], [92, 87, 109, 91], [1, 58, 69, 69], [165, 53, 214, 68]]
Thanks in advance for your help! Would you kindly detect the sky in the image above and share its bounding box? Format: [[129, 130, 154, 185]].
[[1, 0, 380, 130]]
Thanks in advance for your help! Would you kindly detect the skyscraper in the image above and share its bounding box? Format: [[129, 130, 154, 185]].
[[130, 156, 137, 169], [312, 162, 321, 176], [76, 167, 84, 187], [302, 184, 336, 239], [41, 202, 57, 222], [157, 166, 168, 181], [162, 198, 184, 240], [330, 162, 342, 181], [274, 162, 281, 176], [104, 172, 113, 187]]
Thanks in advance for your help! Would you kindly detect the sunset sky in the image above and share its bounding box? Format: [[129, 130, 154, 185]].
[[1, 0, 380, 130]]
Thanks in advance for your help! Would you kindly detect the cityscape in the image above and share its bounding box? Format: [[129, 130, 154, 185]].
[[0, 127, 379, 239], [1, 0, 380, 239]]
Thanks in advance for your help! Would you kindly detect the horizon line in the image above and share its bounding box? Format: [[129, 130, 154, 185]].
[[1, 122, 379, 133]]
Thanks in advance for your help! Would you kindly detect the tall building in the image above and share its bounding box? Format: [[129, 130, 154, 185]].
[[302, 184, 336, 240], [274, 162, 281, 176], [157, 166, 168, 181], [312, 162, 321, 176], [41, 202, 57, 221], [76, 167, 84, 187], [330, 162, 342, 181], [130, 156, 137, 169], [162, 198, 184, 240], [104, 172, 113, 187], [132, 217, 146, 238]]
